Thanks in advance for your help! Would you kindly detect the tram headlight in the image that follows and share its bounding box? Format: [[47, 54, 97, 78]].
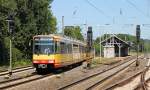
[[48, 60, 54, 63]]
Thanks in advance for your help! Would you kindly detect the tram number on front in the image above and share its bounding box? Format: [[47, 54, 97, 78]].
[[38, 64, 47, 68]]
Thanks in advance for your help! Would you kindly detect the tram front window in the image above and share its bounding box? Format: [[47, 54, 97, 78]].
[[34, 40, 54, 55]]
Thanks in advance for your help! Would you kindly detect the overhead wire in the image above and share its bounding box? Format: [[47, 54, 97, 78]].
[[125, 0, 149, 18], [146, 0, 150, 17], [84, 0, 111, 19]]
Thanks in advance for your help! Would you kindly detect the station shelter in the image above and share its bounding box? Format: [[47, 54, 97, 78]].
[[101, 35, 131, 58]]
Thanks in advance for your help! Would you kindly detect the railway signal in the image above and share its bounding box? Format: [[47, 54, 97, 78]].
[[87, 26, 93, 47], [6, 14, 15, 77], [136, 25, 140, 66], [136, 25, 140, 43], [87, 26, 93, 68]]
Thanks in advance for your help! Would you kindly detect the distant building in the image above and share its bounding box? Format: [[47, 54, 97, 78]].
[[101, 35, 131, 58]]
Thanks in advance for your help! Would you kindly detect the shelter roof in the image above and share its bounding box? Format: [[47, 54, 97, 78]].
[[101, 34, 131, 47]]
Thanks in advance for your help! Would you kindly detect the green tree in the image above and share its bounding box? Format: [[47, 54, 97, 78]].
[[0, 0, 57, 65], [64, 26, 84, 41]]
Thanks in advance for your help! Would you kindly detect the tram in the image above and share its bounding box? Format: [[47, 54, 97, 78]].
[[32, 34, 92, 73]]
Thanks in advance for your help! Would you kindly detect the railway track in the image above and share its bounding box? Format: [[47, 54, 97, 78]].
[[104, 54, 150, 90], [0, 56, 143, 90], [0, 66, 38, 89], [0, 72, 54, 89], [0, 66, 34, 76], [104, 67, 149, 90], [58, 56, 140, 90], [140, 66, 149, 90], [134, 56, 150, 90]]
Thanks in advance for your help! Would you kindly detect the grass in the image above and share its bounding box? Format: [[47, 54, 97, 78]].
[[0, 59, 32, 72], [91, 51, 144, 68], [91, 57, 121, 68], [12, 59, 32, 68]]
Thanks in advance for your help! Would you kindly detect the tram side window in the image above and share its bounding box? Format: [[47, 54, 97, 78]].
[[60, 42, 66, 54], [67, 44, 72, 53], [55, 42, 61, 54], [73, 44, 79, 53]]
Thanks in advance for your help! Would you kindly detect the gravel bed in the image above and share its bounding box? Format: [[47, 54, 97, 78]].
[[132, 69, 150, 90], [6, 65, 107, 90], [0, 66, 8, 72], [0, 65, 32, 73], [147, 79, 150, 90], [5, 56, 133, 90], [96, 58, 149, 90], [0, 68, 35, 83]]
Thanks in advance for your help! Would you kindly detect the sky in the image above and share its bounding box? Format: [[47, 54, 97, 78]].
[[51, 0, 150, 39]]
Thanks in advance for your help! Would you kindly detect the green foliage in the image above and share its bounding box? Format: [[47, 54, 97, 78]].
[[93, 41, 103, 56], [64, 26, 84, 41], [144, 40, 150, 52], [0, 38, 9, 65], [13, 59, 31, 68], [0, 0, 56, 66], [12, 47, 23, 64]]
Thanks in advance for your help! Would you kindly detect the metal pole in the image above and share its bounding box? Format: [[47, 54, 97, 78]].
[[98, 25, 102, 61], [94, 47, 95, 59], [84, 24, 87, 41], [136, 44, 139, 66], [9, 38, 12, 76], [62, 16, 64, 35], [7, 20, 12, 76], [100, 31, 101, 58]]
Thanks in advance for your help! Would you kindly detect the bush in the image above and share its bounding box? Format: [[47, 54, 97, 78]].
[[1, 37, 31, 67], [12, 45, 32, 67], [13, 59, 31, 68], [12, 47, 23, 62]]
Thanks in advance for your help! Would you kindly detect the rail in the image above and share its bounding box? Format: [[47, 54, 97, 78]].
[[58, 56, 138, 90]]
